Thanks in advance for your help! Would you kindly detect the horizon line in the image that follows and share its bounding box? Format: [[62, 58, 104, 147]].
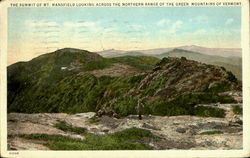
[[7, 44, 242, 66]]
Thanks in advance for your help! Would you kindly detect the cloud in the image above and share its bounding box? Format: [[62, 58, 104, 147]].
[[104, 26, 117, 32], [64, 21, 96, 27], [27, 21, 58, 27], [188, 16, 209, 24], [157, 19, 170, 27], [160, 20, 183, 35], [196, 16, 209, 24], [181, 29, 206, 37], [169, 20, 183, 34], [129, 24, 143, 29], [225, 18, 234, 25]]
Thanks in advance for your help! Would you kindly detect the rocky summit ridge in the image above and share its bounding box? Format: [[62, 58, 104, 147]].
[[7, 49, 241, 117], [98, 57, 240, 117]]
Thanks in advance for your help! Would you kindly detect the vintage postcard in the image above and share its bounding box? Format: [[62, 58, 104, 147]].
[[0, 0, 249, 157]]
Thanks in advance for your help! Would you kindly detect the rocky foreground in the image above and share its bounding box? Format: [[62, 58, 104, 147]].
[[8, 103, 242, 150]]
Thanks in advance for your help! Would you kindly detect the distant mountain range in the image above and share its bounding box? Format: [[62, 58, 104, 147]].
[[97, 45, 241, 58], [97, 46, 242, 80]]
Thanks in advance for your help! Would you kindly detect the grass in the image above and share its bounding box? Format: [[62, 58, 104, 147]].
[[111, 56, 160, 71], [112, 96, 152, 117], [194, 106, 225, 118], [205, 81, 231, 93], [18, 127, 155, 150], [38, 74, 144, 114], [8, 70, 146, 114], [54, 121, 86, 135], [226, 71, 237, 83], [110, 92, 230, 118], [233, 105, 242, 115], [149, 93, 232, 117], [142, 78, 166, 96], [199, 130, 223, 135]]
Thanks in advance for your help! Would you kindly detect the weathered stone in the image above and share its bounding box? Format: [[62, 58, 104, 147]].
[[142, 123, 160, 130], [7, 110, 242, 150], [68, 134, 85, 141], [176, 128, 186, 133]]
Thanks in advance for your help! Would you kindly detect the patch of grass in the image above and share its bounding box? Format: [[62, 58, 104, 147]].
[[19, 128, 155, 150], [194, 106, 225, 118], [233, 105, 242, 115], [206, 81, 231, 93], [150, 93, 229, 117], [110, 127, 155, 140], [226, 71, 237, 83], [111, 92, 232, 118], [54, 121, 86, 135], [151, 100, 189, 116], [112, 97, 152, 117], [83, 58, 113, 71], [113, 97, 137, 117], [111, 56, 160, 70], [20, 134, 77, 142], [199, 130, 223, 135], [142, 78, 166, 96], [156, 57, 171, 66]]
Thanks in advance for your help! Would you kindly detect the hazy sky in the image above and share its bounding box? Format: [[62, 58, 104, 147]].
[[8, 7, 241, 65]]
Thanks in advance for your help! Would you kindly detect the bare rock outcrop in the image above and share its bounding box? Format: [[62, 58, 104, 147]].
[[7, 104, 242, 150]]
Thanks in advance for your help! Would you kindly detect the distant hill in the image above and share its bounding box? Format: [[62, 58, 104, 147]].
[[97, 47, 242, 80], [176, 45, 241, 57], [97, 45, 241, 58], [155, 49, 242, 80], [8, 48, 240, 117]]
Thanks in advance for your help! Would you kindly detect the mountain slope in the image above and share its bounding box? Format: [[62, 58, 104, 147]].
[[8, 49, 240, 117], [7, 48, 160, 112], [8, 48, 105, 110]]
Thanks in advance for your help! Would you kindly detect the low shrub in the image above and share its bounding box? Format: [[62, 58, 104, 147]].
[[113, 97, 137, 117], [226, 71, 237, 83], [194, 106, 225, 118], [142, 78, 166, 96], [233, 105, 242, 115], [18, 127, 155, 150], [150, 93, 229, 117], [206, 81, 231, 93], [113, 97, 152, 117], [54, 121, 86, 134], [199, 130, 223, 135]]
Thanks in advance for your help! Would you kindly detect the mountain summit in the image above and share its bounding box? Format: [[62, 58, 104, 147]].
[[8, 48, 240, 118]]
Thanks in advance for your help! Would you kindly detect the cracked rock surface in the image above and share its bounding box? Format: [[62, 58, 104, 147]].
[[8, 104, 242, 150]]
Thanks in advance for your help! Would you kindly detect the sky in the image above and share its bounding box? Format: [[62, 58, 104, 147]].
[[8, 6, 241, 65]]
